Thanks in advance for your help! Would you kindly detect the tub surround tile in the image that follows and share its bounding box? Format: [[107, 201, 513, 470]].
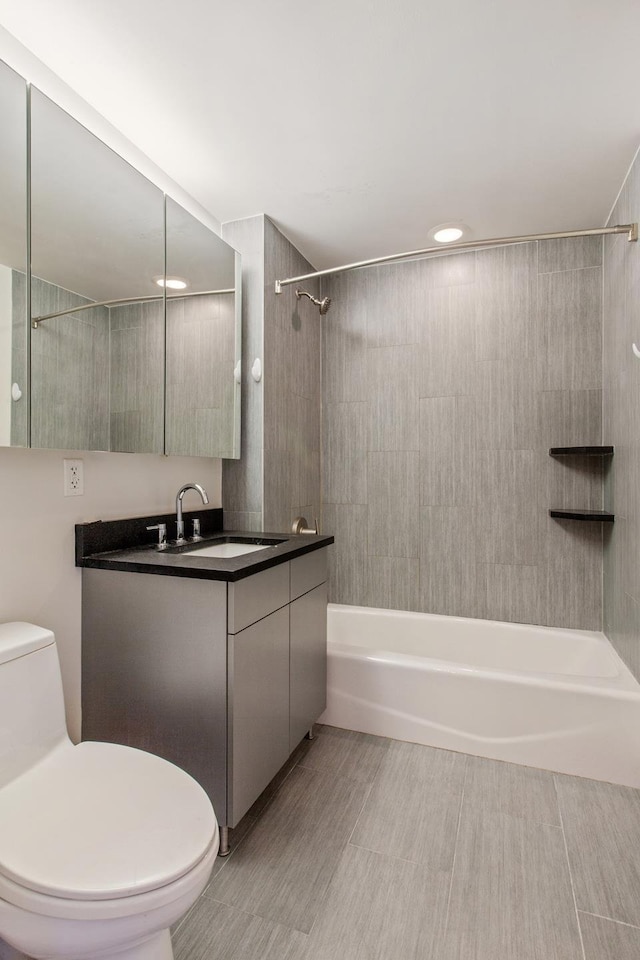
[[579, 912, 640, 960], [463, 756, 560, 825], [441, 810, 583, 960], [555, 774, 640, 926], [538, 388, 603, 449], [538, 235, 602, 274], [367, 345, 419, 452], [322, 503, 368, 606], [418, 283, 478, 398], [546, 548, 602, 630], [297, 843, 450, 960], [475, 243, 537, 362], [476, 358, 538, 451], [206, 765, 369, 933], [419, 556, 484, 620], [481, 563, 543, 627], [367, 452, 419, 558], [603, 151, 640, 679], [366, 262, 421, 348], [538, 266, 602, 392], [604, 589, 640, 680], [350, 741, 465, 870], [366, 556, 420, 612], [419, 396, 476, 508], [322, 402, 368, 504], [298, 725, 390, 785], [321, 238, 603, 629]]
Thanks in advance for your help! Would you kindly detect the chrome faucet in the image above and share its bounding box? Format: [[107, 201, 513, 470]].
[[175, 482, 209, 543]]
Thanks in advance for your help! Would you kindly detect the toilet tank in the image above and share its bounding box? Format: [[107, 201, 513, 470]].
[[0, 623, 70, 787]]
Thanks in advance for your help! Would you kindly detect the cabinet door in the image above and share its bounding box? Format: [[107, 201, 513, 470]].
[[290, 583, 327, 751], [228, 605, 290, 826]]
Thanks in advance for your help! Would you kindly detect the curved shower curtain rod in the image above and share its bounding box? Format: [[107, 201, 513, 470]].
[[274, 223, 638, 294], [31, 288, 235, 328]]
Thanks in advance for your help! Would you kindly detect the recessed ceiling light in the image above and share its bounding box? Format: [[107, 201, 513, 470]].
[[429, 220, 470, 243], [433, 226, 464, 244], [154, 276, 189, 290]]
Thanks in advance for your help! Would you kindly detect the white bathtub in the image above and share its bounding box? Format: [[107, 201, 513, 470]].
[[319, 603, 640, 787]]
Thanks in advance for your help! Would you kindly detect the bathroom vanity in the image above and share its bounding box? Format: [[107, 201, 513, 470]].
[[76, 509, 333, 853]]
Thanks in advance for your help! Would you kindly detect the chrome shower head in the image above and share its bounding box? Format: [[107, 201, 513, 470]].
[[295, 288, 332, 315]]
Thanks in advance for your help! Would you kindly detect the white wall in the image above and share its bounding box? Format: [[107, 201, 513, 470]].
[[0, 266, 11, 445], [0, 447, 221, 742]]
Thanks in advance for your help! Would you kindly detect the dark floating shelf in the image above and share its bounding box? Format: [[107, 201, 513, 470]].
[[549, 446, 614, 457], [549, 509, 615, 522]]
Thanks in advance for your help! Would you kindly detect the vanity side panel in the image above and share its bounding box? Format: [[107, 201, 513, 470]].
[[81, 568, 227, 825], [289, 582, 328, 750]]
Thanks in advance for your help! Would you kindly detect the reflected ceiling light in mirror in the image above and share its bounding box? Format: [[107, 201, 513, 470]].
[[154, 275, 189, 289], [429, 222, 469, 244]]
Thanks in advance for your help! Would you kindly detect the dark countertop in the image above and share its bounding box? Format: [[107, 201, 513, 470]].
[[76, 510, 333, 582]]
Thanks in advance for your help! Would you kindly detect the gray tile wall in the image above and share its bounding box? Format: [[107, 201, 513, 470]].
[[322, 239, 604, 628], [221, 216, 321, 535], [263, 218, 320, 533], [28, 275, 110, 451], [603, 154, 640, 676], [165, 292, 236, 458], [108, 300, 164, 454]]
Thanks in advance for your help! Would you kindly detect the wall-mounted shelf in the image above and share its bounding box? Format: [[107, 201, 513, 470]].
[[549, 509, 615, 522], [549, 446, 614, 457]]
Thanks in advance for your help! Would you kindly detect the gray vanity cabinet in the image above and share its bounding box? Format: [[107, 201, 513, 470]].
[[81, 547, 328, 836], [227, 606, 290, 825]]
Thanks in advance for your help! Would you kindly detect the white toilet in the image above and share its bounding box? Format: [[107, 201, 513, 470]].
[[0, 622, 219, 960]]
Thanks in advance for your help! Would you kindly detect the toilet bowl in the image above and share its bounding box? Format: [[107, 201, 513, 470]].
[[0, 622, 219, 960]]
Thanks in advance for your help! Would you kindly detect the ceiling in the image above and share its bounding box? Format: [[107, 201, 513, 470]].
[[0, 0, 638, 270]]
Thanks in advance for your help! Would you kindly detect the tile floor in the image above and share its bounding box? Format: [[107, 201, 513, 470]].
[[172, 725, 640, 960]]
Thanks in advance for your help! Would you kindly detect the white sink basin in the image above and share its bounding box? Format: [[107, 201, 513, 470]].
[[181, 542, 273, 559]]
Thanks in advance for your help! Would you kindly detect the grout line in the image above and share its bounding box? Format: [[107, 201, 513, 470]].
[[304, 776, 376, 941], [208, 896, 312, 938], [579, 910, 640, 932], [554, 774, 587, 960], [440, 754, 468, 946], [346, 778, 375, 846], [347, 838, 420, 866]]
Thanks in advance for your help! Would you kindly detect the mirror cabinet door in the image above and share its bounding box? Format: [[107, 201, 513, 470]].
[[0, 60, 241, 458], [0, 61, 27, 448], [30, 89, 166, 453], [165, 198, 241, 459]]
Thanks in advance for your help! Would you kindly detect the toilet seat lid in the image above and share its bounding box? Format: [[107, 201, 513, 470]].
[[0, 741, 217, 901]]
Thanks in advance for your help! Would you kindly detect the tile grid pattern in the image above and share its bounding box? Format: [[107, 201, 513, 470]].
[[173, 726, 640, 960], [321, 238, 604, 628], [602, 151, 640, 679]]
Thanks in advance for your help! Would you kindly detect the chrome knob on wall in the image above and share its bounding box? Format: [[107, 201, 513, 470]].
[[292, 517, 319, 535]]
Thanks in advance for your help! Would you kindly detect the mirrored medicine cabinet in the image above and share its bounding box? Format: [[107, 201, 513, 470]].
[[0, 59, 241, 459]]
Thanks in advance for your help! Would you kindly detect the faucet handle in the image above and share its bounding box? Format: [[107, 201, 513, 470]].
[[146, 523, 168, 550], [291, 517, 319, 535], [191, 518, 203, 541]]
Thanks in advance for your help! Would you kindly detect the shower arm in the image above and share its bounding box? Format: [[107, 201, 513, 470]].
[[274, 223, 638, 293]]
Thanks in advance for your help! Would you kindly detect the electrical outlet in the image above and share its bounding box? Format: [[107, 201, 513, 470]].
[[63, 458, 84, 497]]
